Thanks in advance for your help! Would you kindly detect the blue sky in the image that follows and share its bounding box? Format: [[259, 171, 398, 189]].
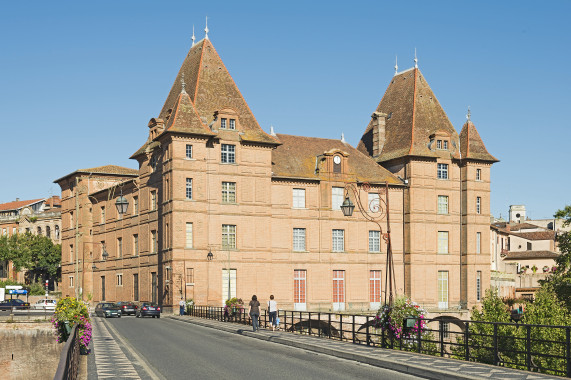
[[1, 1, 569, 219]]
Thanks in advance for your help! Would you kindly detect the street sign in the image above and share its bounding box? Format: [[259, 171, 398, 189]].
[[8, 289, 27, 295], [5, 286, 23, 290]]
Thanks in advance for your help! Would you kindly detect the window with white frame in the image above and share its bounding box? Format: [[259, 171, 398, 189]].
[[369, 270, 382, 307], [438, 231, 449, 254], [476, 271, 482, 301], [69, 276, 74, 288], [332, 270, 345, 311], [117, 274, 123, 286], [186, 178, 193, 200], [221, 118, 227, 129], [294, 270, 306, 310], [438, 271, 448, 309], [229, 119, 236, 130], [222, 182, 236, 203], [222, 269, 236, 301], [476, 197, 481, 214], [222, 224, 236, 249], [437, 163, 448, 179], [369, 231, 380, 252], [443, 140, 448, 150], [292, 188, 306, 208], [476, 168, 481, 181], [437, 195, 448, 214], [293, 228, 306, 251], [476, 232, 481, 254], [186, 144, 193, 159], [331, 187, 344, 210], [186, 268, 194, 284], [221, 144, 235, 163], [332, 229, 345, 252], [186, 223, 193, 249], [368, 192, 380, 212]]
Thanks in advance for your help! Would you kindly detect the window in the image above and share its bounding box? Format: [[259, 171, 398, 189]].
[[69, 276, 74, 288], [293, 228, 306, 251], [46, 226, 51, 238], [186, 268, 194, 284], [116, 274, 123, 286], [442, 322, 450, 339], [438, 231, 449, 254], [476, 271, 482, 301], [229, 119, 236, 130], [221, 118, 227, 129], [151, 191, 157, 211], [437, 195, 449, 214], [221, 144, 235, 163], [182, 178, 191, 200], [527, 242, 532, 250], [476, 197, 481, 214], [133, 196, 139, 215], [222, 224, 236, 249], [438, 271, 449, 309], [476, 169, 481, 181], [186, 144, 193, 159], [37, 226, 42, 235], [369, 231, 380, 252], [436, 140, 442, 149], [476, 232, 481, 254], [165, 178, 169, 199], [117, 238, 122, 258], [369, 270, 382, 306], [443, 140, 448, 150], [222, 182, 236, 203], [133, 234, 139, 256], [368, 192, 380, 213], [222, 269, 236, 300], [332, 229, 345, 252], [332, 270, 345, 311], [294, 270, 306, 310], [292, 188, 306, 209], [186, 223, 193, 249], [331, 187, 344, 210], [70, 211, 73, 227], [133, 274, 139, 301], [55, 225, 60, 239], [70, 244, 74, 263], [151, 230, 157, 253], [437, 163, 448, 179]]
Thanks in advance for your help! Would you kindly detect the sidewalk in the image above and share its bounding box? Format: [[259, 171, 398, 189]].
[[168, 315, 562, 380]]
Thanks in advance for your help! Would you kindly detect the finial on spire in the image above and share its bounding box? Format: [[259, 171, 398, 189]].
[[414, 48, 418, 69], [192, 25, 196, 47], [270, 125, 276, 136], [466, 106, 471, 122], [181, 73, 187, 94], [204, 16, 209, 40], [341, 132, 346, 143], [394, 56, 398, 76]]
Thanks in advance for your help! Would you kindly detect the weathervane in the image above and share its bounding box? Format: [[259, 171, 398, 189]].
[[192, 25, 196, 47], [414, 48, 418, 69], [466, 106, 471, 122], [394, 55, 398, 76], [205, 16, 209, 40]]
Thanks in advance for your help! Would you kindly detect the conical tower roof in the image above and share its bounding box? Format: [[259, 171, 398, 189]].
[[358, 68, 461, 162], [164, 89, 215, 136], [159, 39, 278, 145], [459, 120, 498, 162]]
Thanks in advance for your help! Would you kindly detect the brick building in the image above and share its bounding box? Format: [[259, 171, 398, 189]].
[[55, 36, 497, 314]]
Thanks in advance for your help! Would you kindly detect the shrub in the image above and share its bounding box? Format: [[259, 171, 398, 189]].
[[51, 297, 92, 352]]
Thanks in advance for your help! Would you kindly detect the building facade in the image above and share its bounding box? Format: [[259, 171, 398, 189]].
[[55, 36, 497, 314]]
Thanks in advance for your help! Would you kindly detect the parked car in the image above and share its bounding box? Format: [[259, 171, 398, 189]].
[[135, 303, 161, 318], [32, 299, 57, 311], [94, 302, 122, 318], [116, 301, 138, 316], [0, 299, 31, 311]]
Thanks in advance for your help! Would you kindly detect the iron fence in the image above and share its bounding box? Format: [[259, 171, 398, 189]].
[[53, 324, 79, 380], [189, 306, 571, 377]]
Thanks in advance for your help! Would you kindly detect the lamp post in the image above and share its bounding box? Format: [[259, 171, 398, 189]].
[[206, 250, 213, 306], [340, 181, 396, 308]]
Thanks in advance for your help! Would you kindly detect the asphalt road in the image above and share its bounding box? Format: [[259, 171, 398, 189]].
[[104, 317, 426, 380]]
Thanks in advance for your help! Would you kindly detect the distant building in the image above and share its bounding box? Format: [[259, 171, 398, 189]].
[[0, 196, 61, 281]]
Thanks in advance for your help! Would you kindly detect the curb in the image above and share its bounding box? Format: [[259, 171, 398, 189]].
[[168, 316, 482, 380]]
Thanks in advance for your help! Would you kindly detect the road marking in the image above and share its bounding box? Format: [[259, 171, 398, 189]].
[[92, 317, 140, 379]]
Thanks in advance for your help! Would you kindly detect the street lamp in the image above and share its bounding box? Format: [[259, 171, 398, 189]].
[[342, 181, 396, 308], [115, 189, 129, 215], [207, 250, 214, 261]]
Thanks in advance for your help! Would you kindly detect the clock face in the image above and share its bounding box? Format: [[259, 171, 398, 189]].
[[333, 156, 341, 164]]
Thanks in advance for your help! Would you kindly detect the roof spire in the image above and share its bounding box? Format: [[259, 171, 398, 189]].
[[191, 25, 196, 47], [270, 125, 276, 136], [394, 55, 398, 76], [414, 48, 418, 69], [204, 16, 209, 40], [341, 132, 346, 143], [466, 106, 471, 122], [181, 73, 187, 94]]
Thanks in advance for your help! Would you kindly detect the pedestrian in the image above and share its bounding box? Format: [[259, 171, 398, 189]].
[[249, 295, 260, 332], [179, 298, 186, 316], [267, 295, 278, 331]]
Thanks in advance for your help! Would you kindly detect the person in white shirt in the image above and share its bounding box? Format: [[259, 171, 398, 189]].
[[179, 299, 186, 316], [267, 295, 278, 331]]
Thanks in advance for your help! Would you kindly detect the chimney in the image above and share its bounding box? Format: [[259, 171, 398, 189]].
[[16, 198, 19, 202], [371, 112, 387, 157]]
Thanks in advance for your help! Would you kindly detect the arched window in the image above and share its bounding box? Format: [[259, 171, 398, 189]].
[[55, 225, 60, 239], [37, 226, 42, 235], [46, 226, 51, 238]]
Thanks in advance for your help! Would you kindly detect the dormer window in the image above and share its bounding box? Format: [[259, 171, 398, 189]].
[[436, 139, 449, 150], [333, 155, 341, 173], [437, 140, 442, 149], [229, 119, 235, 130], [443, 141, 448, 150], [221, 118, 227, 129], [215, 108, 240, 131]]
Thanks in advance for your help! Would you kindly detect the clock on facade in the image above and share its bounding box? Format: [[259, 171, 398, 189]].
[[333, 156, 341, 164]]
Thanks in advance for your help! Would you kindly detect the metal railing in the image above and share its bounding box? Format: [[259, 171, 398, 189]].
[[53, 324, 79, 380], [189, 306, 571, 377]]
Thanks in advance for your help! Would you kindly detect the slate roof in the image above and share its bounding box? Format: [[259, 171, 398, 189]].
[[272, 134, 401, 184], [158, 39, 278, 145], [358, 68, 461, 162], [0, 199, 44, 212], [504, 250, 559, 259], [459, 120, 498, 162], [511, 230, 556, 241]]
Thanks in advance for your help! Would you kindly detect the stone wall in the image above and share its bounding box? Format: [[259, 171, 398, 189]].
[[0, 322, 62, 380]]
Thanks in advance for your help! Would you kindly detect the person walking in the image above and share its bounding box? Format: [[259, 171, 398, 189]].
[[249, 295, 261, 332], [179, 298, 186, 316], [267, 295, 278, 331]]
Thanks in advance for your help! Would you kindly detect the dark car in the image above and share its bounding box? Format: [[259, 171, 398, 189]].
[[95, 302, 122, 318], [0, 299, 31, 311], [135, 303, 161, 318], [116, 301, 138, 316]]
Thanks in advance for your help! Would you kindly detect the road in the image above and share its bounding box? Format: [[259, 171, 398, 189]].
[[95, 316, 426, 380]]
